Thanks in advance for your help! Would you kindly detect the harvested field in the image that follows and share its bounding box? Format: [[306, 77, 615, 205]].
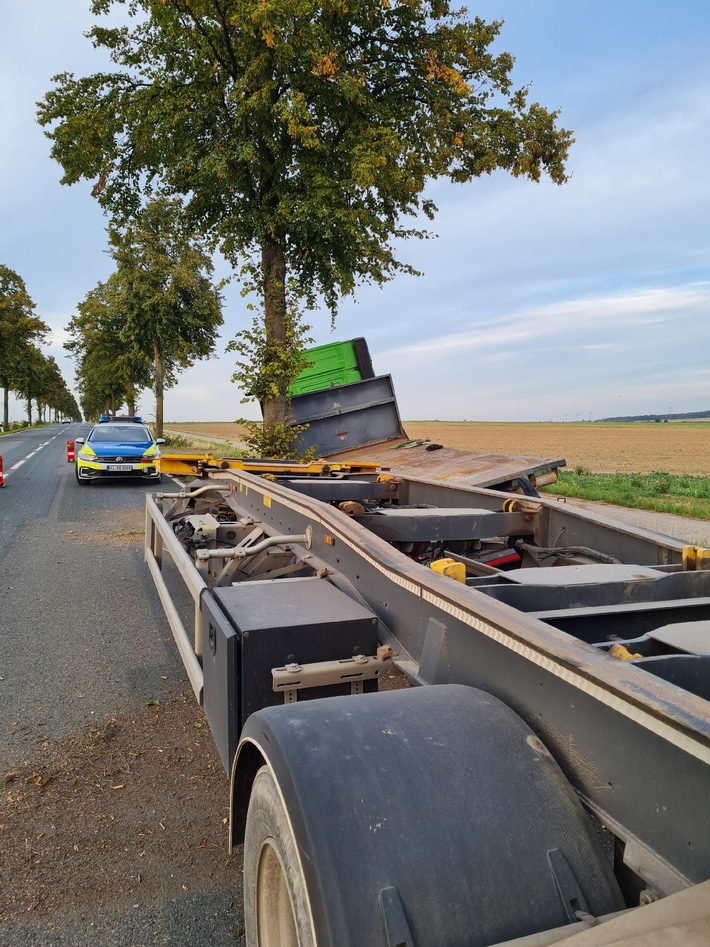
[[165, 420, 710, 476], [402, 422, 710, 476]]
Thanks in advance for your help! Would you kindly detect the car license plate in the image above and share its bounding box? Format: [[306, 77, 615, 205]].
[[107, 464, 133, 472]]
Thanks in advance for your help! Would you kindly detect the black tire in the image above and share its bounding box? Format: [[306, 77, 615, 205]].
[[244, 766, 316, 947], [238, 686, 624, 946]]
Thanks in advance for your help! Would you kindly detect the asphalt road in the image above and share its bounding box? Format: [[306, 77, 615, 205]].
[[0, 423, 177, 765], [0, 424, 241, 946]]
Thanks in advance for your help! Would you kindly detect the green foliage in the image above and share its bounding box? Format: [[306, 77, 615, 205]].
[[161, 433, 190, 449], [0, 265, 61, 427], [39, 1, 572, 288], [0, 420, 30, 435], [65, 275, 149, 419], [233, 417, 316, 462], [37, 0, 573, 431], [109, 197, 223, 388], [66, 197, 223, 433], [228, 294, 313, 406], [542, 470, 710, 521], [0, 266, 48, 362], [227, 290, 314, 458]]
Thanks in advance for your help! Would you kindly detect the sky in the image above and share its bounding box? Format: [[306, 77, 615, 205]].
[[1, 0, 709, 423]]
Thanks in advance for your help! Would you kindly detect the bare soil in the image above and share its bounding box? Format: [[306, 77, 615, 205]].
[[166, 421, 710, 476], [1, 694, 241, 931], [1, 641, 407, 935]]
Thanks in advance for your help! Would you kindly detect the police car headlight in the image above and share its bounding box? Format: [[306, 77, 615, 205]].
[[78, 450, 98, 462]]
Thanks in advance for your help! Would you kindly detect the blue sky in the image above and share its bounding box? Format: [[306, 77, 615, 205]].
[[2, 1, 709, 423]]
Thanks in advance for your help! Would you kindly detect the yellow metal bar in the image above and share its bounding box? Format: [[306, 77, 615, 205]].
[[682, 545, 710, 571], [159, 453, 381, 477]]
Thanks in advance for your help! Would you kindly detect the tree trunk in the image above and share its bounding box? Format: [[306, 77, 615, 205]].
[[2, 385, 8, 430], [261, 235, 288, 431], [154, 339, 164, 438], [26, 396, 32, 426]]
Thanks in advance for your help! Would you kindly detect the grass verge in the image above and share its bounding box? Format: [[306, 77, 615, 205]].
[[542, 470, 710, 521]]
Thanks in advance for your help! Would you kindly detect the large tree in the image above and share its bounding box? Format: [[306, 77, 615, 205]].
[[0, 265, 49, 430], [66, 274, 151, 419], [38, 0, 573, 437], [66, 202, 222, 430], [108, 196, 223, 436]]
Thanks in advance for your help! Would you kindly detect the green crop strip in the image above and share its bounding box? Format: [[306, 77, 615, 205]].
[[542, 470, 710, 520]]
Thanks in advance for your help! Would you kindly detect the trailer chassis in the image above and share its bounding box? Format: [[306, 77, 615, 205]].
[[145, 467, 710, 946]]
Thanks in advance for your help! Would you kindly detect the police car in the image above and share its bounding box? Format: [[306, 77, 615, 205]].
[[74, 416, 164, 485]]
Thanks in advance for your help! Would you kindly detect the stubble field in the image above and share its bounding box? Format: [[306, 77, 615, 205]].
[[166, 421, 710, 477]]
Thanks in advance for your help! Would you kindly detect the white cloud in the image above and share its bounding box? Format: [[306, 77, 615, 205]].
[[381, 284, 710, 363]]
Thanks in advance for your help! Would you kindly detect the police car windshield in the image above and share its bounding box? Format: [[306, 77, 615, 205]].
[[90, 425, 152, 443]]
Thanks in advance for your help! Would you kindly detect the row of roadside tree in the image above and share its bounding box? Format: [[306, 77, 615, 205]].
[[0, 265, 80, 431], [1, 196, 223, 438]]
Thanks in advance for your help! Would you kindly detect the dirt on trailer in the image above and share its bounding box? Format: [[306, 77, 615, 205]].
[[165, 420, 710, 476]]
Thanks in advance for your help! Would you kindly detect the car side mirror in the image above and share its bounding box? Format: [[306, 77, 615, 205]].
[[156, 438, 166, 444], [75, 437, 85, 444]]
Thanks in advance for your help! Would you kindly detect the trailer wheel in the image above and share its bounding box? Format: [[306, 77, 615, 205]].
[[244, 766, 316, 947], [236, 685, 624, 947]]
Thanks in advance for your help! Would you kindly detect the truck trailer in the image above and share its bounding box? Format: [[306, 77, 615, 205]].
[[144, 452, 709, 946], [145, 339, 709, 945]]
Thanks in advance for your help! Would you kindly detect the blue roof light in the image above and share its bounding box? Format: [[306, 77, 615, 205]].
[[97, 415, 143, 424]]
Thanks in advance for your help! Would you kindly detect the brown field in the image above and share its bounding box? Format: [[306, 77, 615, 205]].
[[166, 421, 710, 476]]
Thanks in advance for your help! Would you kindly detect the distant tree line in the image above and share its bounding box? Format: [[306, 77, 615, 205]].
[[0, 265, 80, 429], [597, 411, 710, 423]]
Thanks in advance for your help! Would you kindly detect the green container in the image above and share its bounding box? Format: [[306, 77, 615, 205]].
[[289, 340, 361, 396]]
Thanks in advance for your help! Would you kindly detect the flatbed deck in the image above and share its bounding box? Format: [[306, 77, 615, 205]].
[[325, 438, 564, 488], [160, 441, 564, 490]]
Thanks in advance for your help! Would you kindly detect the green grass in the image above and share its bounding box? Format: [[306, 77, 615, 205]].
[[542, 470, 710, 521]]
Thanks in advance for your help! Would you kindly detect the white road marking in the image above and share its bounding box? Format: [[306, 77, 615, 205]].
[[1, 429, 63, 483]]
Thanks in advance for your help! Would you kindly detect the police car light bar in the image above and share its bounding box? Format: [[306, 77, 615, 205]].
[[98, 415, 143, 424]]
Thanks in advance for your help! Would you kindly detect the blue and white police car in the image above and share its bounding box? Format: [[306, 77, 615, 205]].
[[74, 416, 164, 485]]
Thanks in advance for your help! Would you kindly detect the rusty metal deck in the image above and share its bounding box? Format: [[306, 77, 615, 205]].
[[324, 439, 565, 488]]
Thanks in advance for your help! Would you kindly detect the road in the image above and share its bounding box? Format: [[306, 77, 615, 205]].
[[0, 423, 176, 763], [0, 425, 243, 946]]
